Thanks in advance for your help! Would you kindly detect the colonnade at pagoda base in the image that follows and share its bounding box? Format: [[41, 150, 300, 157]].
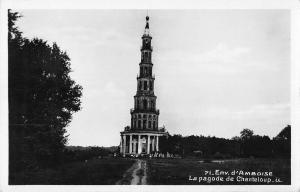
[[120, 133, 163, 157]]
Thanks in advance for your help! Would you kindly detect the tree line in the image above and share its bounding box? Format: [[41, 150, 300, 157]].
[[63, 146, 118, 162], [159, 125, 291, 159]]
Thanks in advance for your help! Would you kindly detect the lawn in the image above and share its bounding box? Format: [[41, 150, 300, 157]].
[[146, 158, 290, 185], [10, 158, 135, 185], [9, 157, 291, 185]]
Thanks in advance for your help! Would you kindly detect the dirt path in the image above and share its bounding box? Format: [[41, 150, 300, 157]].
[[116, 159, 147, 185]]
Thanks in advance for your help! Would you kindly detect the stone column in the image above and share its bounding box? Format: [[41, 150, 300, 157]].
[[120, 135, 123, 154], [129, 134, 132, 154], [156, 135, 159, 152], [147, 135, 150, 154], [133, 140, 137, 154], [151, 137, 155, 151], [146, 115, 149, 129], [138, 135, 141, 154], [123, 135, 127, 155]]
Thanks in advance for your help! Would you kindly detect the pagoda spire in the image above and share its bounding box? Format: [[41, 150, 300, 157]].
[[120, 14, 167, 157]]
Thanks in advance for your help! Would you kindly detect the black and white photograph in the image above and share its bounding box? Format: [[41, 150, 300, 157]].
[[1, 1, 300, 192]]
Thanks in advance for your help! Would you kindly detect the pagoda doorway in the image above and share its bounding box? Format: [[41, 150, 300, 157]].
[[141, 137, 147, 153]]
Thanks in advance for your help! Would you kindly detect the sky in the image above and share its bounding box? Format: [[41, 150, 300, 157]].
[[15, 10, 290, 147]]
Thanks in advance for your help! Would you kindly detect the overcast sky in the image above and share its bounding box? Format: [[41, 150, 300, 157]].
[[15, 10, 290, 147]]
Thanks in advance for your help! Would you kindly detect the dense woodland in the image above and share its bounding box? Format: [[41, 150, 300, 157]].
[[160, 125, 291, 159], [9, 10, 290, 182]]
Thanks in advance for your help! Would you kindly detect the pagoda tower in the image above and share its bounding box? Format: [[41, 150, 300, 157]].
[[120, 16, 167, 157]]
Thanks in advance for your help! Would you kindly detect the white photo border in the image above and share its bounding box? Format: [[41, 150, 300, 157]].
[[1, 0, 299, 192]]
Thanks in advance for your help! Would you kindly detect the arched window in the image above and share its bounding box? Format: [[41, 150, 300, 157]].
[[143, 99, 147, 109], [145, 52, 150, 62], [138, 120, 141, 128], [142, 52, 145, 62], [150, 81, 153, 90], [144, 81, 147, 90]]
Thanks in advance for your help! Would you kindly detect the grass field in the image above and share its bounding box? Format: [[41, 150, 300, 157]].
[[147, 158, 290, 185], [10, 157, 290, 185], [10, 158, 135, 185]]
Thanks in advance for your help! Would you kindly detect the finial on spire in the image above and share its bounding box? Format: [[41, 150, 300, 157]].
[[145, 15, 149, 29], [144, 14, 150, 35]]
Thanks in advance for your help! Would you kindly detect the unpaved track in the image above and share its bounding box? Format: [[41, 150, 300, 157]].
[[116, 159, 147, 185]]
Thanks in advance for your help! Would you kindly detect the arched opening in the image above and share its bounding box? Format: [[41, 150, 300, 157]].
[[139, 81, 142, 90], [144, 81, 147, 90], [150, 81, 153, 90], [145, 52, 148, 62], [143, 99, 147, 109]]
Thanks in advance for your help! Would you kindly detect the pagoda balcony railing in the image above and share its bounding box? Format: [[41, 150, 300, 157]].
[[137, 74, 155, 79], [130, 108, 159, 114], [123, 126, 166, 133], [140, 46, 153, 51], [135, 91, 155, 96]]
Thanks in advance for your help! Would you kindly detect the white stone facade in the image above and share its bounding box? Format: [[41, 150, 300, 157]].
[[120, 132, 166, 156]]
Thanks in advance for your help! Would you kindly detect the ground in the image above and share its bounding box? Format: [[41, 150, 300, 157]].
[[116, 159, 147, 185], [10, 158, 135, 185], [10, 157, 290, 185], [147, 158, 290, 185]]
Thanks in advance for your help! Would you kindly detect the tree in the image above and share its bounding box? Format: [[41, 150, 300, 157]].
[[275, 125, 291, 140], [231, 136, 241, 141], [8, 10, 22, 43], [273, 125, 291, 157], [9, 10, 83, 170], [240, 128, 254, 140]]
